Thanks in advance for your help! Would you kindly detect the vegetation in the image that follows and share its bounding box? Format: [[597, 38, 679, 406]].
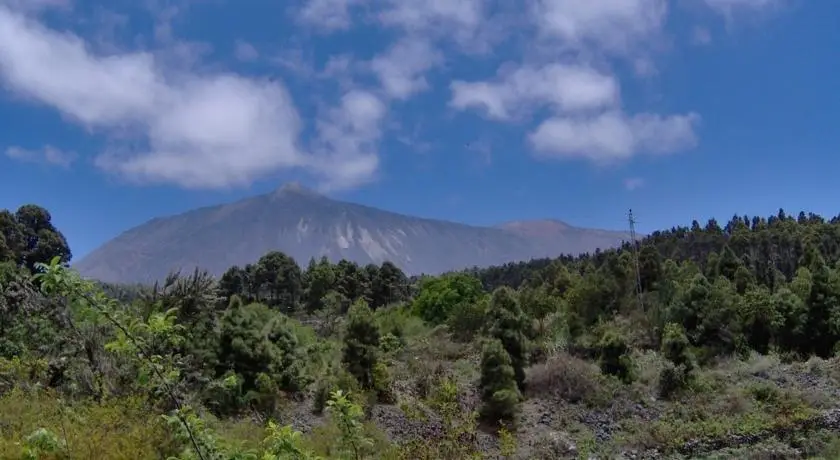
[[4, 204, 840, 458]]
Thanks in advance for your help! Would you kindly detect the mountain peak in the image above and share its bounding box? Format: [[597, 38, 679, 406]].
[[74, 192, 630, 283], [272, 181, 322, 198]]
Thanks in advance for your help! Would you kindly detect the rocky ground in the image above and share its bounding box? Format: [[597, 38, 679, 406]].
[[274, 347, 840, 459]]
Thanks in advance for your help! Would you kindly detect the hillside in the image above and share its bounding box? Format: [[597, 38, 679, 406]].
[[73, 183, 630, 283], [6, 204, 840, 458]]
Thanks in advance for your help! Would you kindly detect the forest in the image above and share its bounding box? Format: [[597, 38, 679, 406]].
[[3, 204, 840, 459]]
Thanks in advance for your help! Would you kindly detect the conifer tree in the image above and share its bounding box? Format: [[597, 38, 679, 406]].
[[483, 286, 529, 390], [479, 338, 521, 423], [342, 300, 380, 389]]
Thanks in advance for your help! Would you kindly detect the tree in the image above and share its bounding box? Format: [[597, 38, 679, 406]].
[[215, 302, 308, 404], [334, 260, 369, 304], [738, 286, 782, 354], [412, 273, 484, 325], [369, 261, 408, 309], [638, 245, 663, 292], [1, 206, 71, 271], [518, 285, 560, 339], [801, 247, 840, 356], [479, 338, 521, 423], [0, 211, 23, 263], [254, 251, 302, 311], [218, 266, 248, 302], [483, 286, 529, 390], [342, 300, 380, 389], [302, 257, 336, 312], [716, 245, 743, 281]]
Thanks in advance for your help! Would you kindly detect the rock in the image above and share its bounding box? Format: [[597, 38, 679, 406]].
[[529, 430, 578, 459]]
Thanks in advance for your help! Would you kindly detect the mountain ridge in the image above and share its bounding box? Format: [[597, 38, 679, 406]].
[[74, 186, 632, 283]]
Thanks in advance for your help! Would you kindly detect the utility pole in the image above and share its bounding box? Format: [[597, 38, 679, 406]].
[[628, 209, 645, 312]]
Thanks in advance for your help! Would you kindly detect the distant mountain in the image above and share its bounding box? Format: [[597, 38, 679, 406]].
[[74, 183, 632, 283]]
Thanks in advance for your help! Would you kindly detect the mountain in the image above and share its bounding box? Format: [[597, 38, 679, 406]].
[[73, 183, 632, 283]]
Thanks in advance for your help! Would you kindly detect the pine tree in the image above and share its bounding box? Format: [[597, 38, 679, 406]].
[[479, 338, 521, 423], [342, 300, 380, 389], [483, 286, 529, 390]]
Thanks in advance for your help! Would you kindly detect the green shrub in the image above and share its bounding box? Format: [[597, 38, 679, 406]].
[[597, 327, 634, 383], [479, 339, 521, 423]]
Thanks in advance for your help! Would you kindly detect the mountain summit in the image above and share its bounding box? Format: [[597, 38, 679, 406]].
[[271, 181, 322, 198], [74, 192, 631, 284]]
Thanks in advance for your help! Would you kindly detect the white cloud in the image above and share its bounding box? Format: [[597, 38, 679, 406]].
[[0, 5, 378, 190], [532, 0, 669, 54], [95, 75, 304, 188], [297, 0, 360, 31], [370, 37, 442, 100], [0, 0, 789, 191], [448, 1, 705, 163], [310, 90, 385, 190], [376, 0, 489, 50], [234, 40, 259, 62], [529, 111, 700, 161], [0, 0, 70, 13], [5, 145, 77, 167], [451, 63, 620, 120]]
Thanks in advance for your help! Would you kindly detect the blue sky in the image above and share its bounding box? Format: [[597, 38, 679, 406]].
[[1, 0, 838, 262]]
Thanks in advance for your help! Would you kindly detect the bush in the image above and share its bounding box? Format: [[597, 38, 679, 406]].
[[379, 333, 404, 354], [372, 362, 396, 404], [661, 323, 695, 372], [446, 299, 488, 343], [659, 323, 695, 398], [597, 327, 634, 383], [526, 352, 603, 404], [313, 368, 360, 414], [658, 361, 689, 398]]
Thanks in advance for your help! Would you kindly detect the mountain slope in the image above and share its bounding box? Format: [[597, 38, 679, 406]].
[[74, 184, 631, 283]]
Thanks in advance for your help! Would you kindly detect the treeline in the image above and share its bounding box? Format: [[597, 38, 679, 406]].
[[216, 254, 412, 313], [473, 209, 840, 359]]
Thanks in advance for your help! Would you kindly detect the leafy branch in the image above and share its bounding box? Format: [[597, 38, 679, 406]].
[[34, 256, 212, 460]]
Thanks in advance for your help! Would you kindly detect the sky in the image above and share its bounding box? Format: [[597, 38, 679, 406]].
[[0, 0, 839, 262]]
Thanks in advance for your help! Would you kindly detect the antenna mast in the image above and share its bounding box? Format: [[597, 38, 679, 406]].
[[628, 209, 645, 312]]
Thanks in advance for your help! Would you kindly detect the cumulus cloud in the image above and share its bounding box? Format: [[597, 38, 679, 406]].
[[0, 0, 788, 190], [371, 37, 442, 100], [448, 1, 705, 162], [529, 111, 700, 161], [376, 0, 494, 51], [5, 145, 77, 167], [297, 0, 360, 31], [0, 4, 378, 190], [532, 0, 669, 55], [0, 0, 70, 13], [451, 64, 620, 120], [310, 90, 385, 190]]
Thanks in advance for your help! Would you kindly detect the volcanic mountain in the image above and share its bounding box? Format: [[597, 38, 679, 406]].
[[74, 183, 631, 283]]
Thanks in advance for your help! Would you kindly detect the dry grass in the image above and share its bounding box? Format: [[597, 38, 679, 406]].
[[525, 351, 604, 405]]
